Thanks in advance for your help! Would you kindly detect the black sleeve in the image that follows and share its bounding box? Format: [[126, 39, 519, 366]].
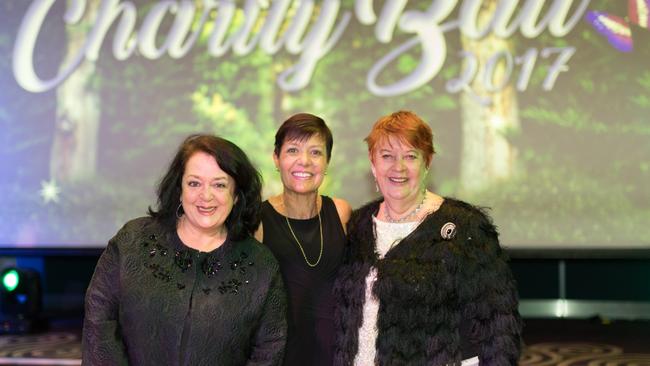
[[246, 264, 288, 366], [82, 237, 129, 366], [460, 209, 523, 365]]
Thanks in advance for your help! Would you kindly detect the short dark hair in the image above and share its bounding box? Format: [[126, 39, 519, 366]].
[[148, 134, 262, 241], [274, 113, 333, 162]]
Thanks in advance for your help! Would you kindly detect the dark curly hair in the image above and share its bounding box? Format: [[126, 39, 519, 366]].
[[148, 134, 262, 241]]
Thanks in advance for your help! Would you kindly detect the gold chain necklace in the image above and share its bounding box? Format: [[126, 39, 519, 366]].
[[285, 212, 323, 267]]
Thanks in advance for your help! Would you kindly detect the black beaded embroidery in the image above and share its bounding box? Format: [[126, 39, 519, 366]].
[[174, 250, 193, 272], [202, 255, 223, 276], [147, 263, 172, 282], [149, 244, 167, 257], [210, 252, 255, 295], [218, 279, 243, 294], [142, 233, 254, 295], [229, 252, 254, 275]]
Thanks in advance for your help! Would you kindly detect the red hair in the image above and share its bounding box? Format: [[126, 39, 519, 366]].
[[364, 110, 435, 165]]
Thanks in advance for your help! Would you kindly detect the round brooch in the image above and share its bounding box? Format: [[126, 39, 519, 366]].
[[440, 222, 457, 240]]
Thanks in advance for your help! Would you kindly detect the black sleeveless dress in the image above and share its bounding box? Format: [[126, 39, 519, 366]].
[[261, 196, 346, 366]]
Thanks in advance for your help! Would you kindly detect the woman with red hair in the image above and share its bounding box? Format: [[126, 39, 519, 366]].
[[334, 111, 522, 365]]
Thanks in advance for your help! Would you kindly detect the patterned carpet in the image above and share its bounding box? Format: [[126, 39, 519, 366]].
[[521, 343, 650, 365], [1, 332, 649, 365], [0, 332, 81, 365]]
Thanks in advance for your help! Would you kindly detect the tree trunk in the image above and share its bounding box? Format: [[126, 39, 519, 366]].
[[51, 0, 100, 182], [458, 0, 520, 194]]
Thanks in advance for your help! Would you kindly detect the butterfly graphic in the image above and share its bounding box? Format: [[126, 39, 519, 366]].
[[585, 0, 649, 52]]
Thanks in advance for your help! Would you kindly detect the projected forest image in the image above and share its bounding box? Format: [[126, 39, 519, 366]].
[[1, 0, 649, 248]]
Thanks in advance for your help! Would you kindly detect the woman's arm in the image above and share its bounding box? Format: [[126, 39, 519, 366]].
[[246, 265, 288, 366], [332, 197, 352, 234], [461, 210, 523, 365], [254, 222, 264, 242], [82, 238, 129, 365]]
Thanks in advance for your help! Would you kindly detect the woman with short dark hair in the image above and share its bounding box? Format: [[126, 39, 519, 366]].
[[256, 113, 351, 366], [83, 134, 287, 365]]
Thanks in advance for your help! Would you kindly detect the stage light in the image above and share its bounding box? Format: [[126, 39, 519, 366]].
[[2, 269, 20, 292], [0, 267, 43, 334]]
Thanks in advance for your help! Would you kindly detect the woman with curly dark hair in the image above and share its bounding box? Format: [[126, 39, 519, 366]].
[[83, 134, 287, 365], [333, 111, 522, 365]]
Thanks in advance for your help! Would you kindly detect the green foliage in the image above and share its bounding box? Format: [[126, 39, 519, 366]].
[[521, 103, 608, 133], [468, 157, 650, 246], [638, 72, 650, 90]]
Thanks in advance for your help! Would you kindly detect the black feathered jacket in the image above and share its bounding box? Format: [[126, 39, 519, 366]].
[[333, 198, 522, 365]]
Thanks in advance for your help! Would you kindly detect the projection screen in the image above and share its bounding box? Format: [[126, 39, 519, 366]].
[[0, 0, 649, 249]]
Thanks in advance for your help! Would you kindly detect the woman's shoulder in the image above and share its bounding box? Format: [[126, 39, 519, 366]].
[[328, 196, 351, 211], [346, 198, 382, 235], [119, 216, 166, 235], [436, 197, 500, 245], [122, 216, 157, 229], [351, 197, 381, 218], [440, 197, 495, 224], [351, 198, 382, 217], [264, 195, 282, 209], [326, 195, 352, 228], [110, 216, 167, 246]]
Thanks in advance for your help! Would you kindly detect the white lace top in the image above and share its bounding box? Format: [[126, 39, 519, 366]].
[[352, 216, 479, 366]]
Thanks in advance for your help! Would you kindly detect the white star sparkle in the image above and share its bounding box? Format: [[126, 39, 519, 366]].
[[39, 179, 61, 203]]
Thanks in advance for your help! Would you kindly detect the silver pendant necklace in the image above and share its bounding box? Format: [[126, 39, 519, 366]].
[[384, 190, 427, 223]]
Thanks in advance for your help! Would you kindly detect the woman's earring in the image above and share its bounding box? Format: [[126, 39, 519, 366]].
[[176, 201, 183, 219], [375, 180, 379, 192]]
